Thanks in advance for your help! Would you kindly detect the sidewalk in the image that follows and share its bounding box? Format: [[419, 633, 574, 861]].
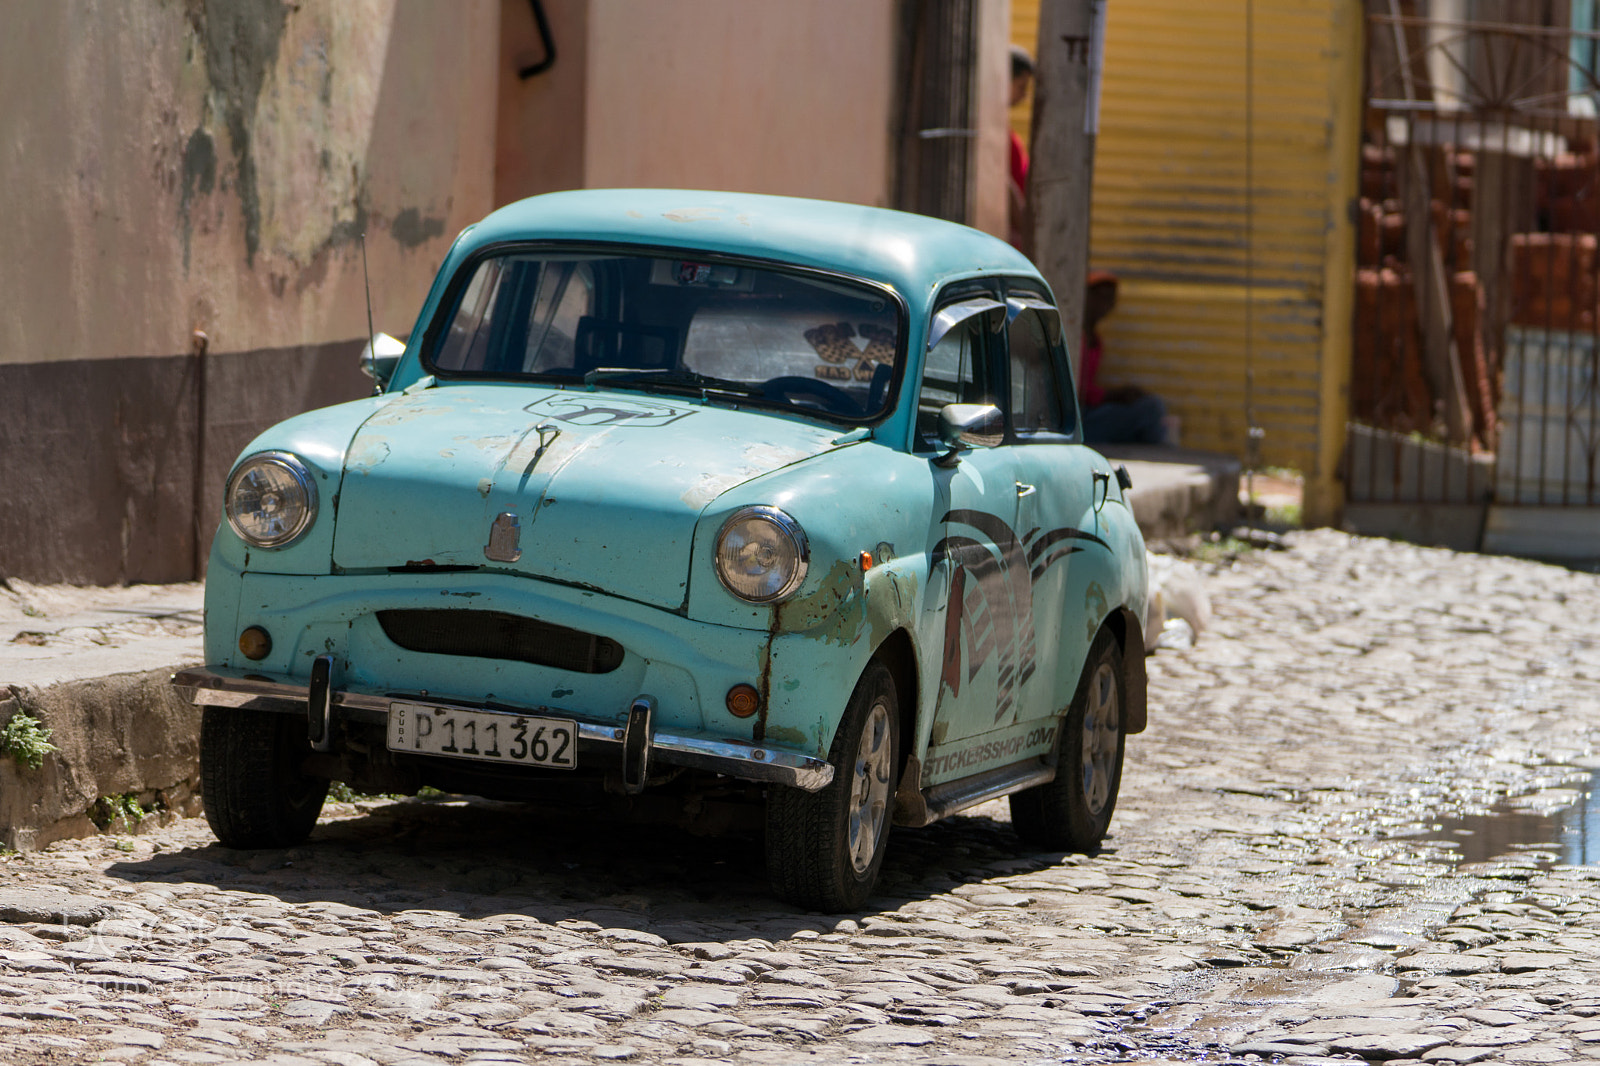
[[1101, 443, 1243, 545], [1, 580, 204, 689]]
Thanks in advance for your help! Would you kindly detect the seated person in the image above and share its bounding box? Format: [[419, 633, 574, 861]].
[[1080, 271, 1169, 445]]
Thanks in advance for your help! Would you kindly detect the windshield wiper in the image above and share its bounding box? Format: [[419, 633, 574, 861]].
[[582, 367, 758, 397]]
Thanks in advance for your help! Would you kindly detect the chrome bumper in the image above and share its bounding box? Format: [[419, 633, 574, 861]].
[[172, 665, 833, 792]]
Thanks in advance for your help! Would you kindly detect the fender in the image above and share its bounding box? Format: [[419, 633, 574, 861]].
[[761, 551, 930, 758]]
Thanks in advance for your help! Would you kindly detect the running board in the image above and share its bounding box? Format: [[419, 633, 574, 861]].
[[895, 757, 1056, 828]]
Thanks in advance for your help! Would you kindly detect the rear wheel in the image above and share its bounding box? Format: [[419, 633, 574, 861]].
[[766, 661, 899, 911], [201, 707, 329, 848], [1010, 630, 1124, 851]]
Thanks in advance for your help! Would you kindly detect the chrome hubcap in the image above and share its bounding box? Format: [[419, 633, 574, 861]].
[[1080, 662, 1121, 815], [848, 699, 894, 874]]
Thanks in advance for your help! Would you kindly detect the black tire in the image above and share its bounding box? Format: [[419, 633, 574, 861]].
[[1010, 630, 1125, 851], [201, 707, 329, 848], [766, 661, 900, 911]]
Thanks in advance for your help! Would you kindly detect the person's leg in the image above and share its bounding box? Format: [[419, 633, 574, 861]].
[[1126, 393, 1168, 444], [1083, 395, 1168, 445]]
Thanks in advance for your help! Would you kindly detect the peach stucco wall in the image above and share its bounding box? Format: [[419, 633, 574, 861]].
[[496, 0, 589, 206], [0, 0, 498, 366], [580, 0, 898, 206], [493, 0, 1012, 238]]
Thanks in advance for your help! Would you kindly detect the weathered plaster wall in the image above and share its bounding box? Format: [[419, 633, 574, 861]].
[[581, 0, 898, 205], [0, 0, 498, 584]]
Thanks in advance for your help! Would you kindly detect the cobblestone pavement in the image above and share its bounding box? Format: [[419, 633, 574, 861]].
[[4, 530, 1600, 1066]]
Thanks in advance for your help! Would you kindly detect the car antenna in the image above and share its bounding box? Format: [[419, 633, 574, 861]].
[[361, 231, 378, 389]]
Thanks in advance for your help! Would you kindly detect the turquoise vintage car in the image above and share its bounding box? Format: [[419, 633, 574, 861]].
[[175, 189, 1149, 910]]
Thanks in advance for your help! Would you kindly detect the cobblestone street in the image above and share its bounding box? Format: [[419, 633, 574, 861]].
[[3, 530, 1600, 1065]]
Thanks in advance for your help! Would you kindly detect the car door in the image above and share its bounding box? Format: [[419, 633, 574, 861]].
[[1005, 295, 1107, 723], [917, 296, 1042, 784]]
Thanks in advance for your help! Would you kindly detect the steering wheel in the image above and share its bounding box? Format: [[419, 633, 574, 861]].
[[761, 375, 856, 414]]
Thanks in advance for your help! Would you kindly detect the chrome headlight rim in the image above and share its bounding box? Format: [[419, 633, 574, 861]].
[[714, 505, 810, 604], [225, 450, 319, 549]]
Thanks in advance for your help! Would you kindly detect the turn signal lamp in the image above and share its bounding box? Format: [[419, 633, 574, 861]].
[[238, 626, 273, 661], [726, 684, 761, 718]]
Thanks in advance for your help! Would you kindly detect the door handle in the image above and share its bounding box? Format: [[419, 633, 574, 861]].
[[1015, 481, 1036, 498], [1092, 470, 1111, 512]]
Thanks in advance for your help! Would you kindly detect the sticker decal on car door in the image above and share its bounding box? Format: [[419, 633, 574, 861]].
[[934, 509, 1110, 726]]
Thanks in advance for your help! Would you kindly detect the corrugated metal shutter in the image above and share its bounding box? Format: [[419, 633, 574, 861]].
[[1090, 0, 1350, 470]]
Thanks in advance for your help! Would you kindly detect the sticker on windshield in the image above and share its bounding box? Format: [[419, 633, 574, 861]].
[[804, 322, 897, 382]]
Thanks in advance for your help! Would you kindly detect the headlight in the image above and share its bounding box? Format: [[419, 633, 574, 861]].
[[715, 506, 809, 603], [225, 452, 318, 548]]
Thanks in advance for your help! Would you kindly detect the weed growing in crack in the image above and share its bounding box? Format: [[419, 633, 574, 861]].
[[0, 712, 56, 770]]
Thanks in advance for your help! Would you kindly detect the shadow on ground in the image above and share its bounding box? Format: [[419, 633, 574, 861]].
[[104, 796, 1082, 944]]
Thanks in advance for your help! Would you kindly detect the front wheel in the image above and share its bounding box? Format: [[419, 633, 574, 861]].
[[1010, 630, 1125, 851], [201, 707, 329, 848], [766, 662, 899, 911]]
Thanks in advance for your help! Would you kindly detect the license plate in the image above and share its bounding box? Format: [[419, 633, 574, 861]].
[[386, 702, 577, 769]]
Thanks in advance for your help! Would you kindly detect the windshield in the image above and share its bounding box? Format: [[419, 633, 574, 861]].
[[427, 251, 904, 421]]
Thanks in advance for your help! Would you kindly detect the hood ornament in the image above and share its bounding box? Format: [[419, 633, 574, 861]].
[[485, 512, 523, 563]]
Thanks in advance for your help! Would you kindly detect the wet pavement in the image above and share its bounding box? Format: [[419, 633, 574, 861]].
[[3, 529, 1600, 1064]]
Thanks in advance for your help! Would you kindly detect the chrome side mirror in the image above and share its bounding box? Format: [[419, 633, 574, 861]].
[[360, 332, 406, 390], [933, 403, 1004, 467]]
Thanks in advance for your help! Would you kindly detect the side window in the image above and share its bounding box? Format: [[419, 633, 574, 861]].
[[434, 258, 506, 372], [1006, 304, 1076, 438], [433, 259, 594, 374], [521, 263, 593, 373], [916, 312, 1003, 449]]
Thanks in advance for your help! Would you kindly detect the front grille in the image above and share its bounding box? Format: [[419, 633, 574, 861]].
[[376, 609, 624, 674]]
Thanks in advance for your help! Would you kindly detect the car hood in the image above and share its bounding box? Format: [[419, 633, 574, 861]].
[[331, 385, 842, 610]]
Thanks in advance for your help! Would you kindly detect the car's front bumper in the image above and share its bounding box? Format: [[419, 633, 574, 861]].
[[173, 663, 834, 792]]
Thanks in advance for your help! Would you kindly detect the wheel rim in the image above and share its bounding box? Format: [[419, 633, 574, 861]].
[[848, 698, 894, 875], [1079, 661, 1121, 816]]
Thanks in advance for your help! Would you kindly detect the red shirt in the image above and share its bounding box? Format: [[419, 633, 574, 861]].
[[1009, 130, 1029, 194], [1080, 336, 1105, 407]]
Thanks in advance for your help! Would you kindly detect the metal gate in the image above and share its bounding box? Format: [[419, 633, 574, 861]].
[[1347, 2, 1600, 556]]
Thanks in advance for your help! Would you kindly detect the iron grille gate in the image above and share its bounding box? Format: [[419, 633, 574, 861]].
[[1348, 2, 1600, 552]]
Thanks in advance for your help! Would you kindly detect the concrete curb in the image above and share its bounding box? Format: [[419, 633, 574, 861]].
[[2, 669, 202, 851], [1108, 445, 1243, 544]]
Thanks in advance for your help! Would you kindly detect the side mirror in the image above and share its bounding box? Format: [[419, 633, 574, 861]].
[[360, 332, 406, 390], [934, 403, 1004, 467]]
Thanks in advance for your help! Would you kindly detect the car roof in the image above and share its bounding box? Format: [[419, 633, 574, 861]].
[[459, 189, 1045, 302]]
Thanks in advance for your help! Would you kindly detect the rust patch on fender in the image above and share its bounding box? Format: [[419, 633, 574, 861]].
[[779, 560, 860, 640], [764, 724, 806, 747], [756, 607, 777, 744], [1084, 581, 1109, 645]]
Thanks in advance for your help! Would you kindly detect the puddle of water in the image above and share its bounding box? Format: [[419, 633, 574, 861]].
[[1131, 771, 1598, 1054], [1405, 767, 1600, 866]]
